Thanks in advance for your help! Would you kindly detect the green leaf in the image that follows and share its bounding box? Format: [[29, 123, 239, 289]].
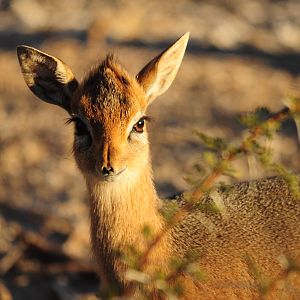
[[194, 131, 228, 151]]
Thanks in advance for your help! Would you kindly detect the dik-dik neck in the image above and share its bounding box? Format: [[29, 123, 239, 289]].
[[86, 163, 167, 282]]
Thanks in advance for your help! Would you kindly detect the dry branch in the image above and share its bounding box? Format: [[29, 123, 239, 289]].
[[133, 106, 292, 285]]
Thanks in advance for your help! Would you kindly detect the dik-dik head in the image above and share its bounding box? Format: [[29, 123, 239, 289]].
[[17, 33, 189, 184]]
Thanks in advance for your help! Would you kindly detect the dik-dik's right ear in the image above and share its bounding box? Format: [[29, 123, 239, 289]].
[[136, 32, 189, 104], [17, 46, 78, 114]]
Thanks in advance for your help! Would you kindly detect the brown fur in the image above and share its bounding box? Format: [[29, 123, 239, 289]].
[[17, 33, 300, 299]]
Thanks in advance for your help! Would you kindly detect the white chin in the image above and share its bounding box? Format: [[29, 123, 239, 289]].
[[102, 171, 128, 183]]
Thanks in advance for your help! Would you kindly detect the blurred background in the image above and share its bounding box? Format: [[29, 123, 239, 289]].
[[0, 0, 300, 299]]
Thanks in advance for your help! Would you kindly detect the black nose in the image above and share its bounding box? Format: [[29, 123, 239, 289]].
[[102, 166, 114, 176]]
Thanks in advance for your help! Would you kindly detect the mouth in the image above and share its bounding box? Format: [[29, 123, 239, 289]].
[[102, 167, 127, 181]]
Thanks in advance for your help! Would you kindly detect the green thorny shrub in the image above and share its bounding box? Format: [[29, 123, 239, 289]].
[[109, 96, 300, 300]]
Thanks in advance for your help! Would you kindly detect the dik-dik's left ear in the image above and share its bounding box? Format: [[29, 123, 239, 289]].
[[136, 32, 189, 104], [17, 45, 78, 114]]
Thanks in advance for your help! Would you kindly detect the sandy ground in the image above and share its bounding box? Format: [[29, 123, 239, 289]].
[[0, 1, 300, 299]]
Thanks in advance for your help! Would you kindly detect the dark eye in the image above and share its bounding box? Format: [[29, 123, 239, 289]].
[[75, 118, 88, 136], [133, 118, 145, 133], [66, 116, 92, 147]]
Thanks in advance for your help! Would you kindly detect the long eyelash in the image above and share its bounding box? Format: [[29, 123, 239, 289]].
[[65, 116, 78, 125]]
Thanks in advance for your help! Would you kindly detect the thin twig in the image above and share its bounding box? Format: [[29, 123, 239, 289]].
[[137, 107, 290, 271], [0, 242, 27, 275], [122, 107, 291, 298]]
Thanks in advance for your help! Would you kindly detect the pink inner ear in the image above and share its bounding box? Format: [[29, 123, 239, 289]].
[[136, 33, 189, 104], [137, 59, 158, 92]]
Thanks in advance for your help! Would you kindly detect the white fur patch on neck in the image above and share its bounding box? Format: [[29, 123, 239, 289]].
[[87, 167, 144, 209]]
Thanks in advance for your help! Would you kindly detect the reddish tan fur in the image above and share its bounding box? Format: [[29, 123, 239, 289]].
[[17, 33, 300, 299]]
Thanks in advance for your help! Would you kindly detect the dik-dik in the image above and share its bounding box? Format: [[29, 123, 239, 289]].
[[17, 33, 300, 299]]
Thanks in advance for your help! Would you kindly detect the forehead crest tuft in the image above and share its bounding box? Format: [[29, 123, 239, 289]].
[[74, 54, 146, 122]]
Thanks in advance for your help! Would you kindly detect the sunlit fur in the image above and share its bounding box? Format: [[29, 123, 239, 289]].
[[71, 55, 171, 296], [17, 33, 300, 299], [17, 35, 191, 299], [65, 56, 300, 300], [72, 56, 149, 178]]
